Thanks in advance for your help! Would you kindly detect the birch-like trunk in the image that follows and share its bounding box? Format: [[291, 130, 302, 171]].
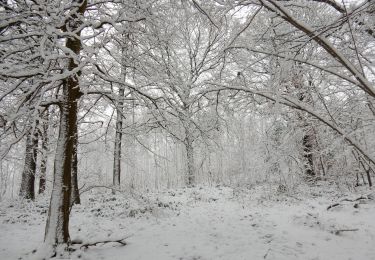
[[19, 129, 38, 200]]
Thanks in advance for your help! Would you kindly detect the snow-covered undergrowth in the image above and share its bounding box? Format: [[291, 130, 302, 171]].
[[0, 183, 374, 260]]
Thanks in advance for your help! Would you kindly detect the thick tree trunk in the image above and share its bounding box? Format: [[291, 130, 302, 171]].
[[19, 129, 38, 200], [44, 85, 81, 245], [39, 112, 49, 194], [44, 0, 86, 248], [44, 95, 73, 245]]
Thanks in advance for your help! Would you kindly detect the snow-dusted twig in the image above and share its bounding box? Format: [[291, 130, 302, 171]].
[[78, 236, 131, 249]]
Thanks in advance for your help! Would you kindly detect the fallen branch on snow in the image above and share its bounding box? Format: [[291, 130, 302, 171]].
[[327, 203, 341, 210], [263, 248, 271, 259], [75, 236, 131, 249], [332, 228, 359, 235], [327, 194, 373, 210]]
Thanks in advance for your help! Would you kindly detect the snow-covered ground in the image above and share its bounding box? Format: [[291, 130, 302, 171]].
[[0, 183, 374, 260]]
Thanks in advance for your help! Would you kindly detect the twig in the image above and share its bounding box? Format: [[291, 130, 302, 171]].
[[327, 203, 341, 210], [264, 248, 271, 259], [341, 196, 369, 202], [79, 236, 131, 249], [332, 228, 359, 235]]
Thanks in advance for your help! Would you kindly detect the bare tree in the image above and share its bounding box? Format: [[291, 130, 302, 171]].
[[19, 127, 38, 200]]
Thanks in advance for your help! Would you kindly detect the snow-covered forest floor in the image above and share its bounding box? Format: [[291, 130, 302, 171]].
[[1, 182, 374, 260]]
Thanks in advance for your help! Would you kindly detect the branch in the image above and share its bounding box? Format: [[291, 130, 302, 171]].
[[203, 82, 375, 167], [332, 228, 359, 235], [277, 0, 344, 13], [259, 0, 375, 97], [191, 0, 219, 29], [77, 236, 131, 249], [327, 194, 373, 210]]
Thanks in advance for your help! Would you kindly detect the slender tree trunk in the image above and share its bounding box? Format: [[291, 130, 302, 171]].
[[44, 0, 86, 248], [113, 42, 127, 191], [70, 121, 80, 204], [39, 111, 49, 194], [185, 132, 195, 186], [19, 128, 38, 200], [366, 169, 373, 187], [302, 129, 315, 177], [113, 86, 124, 190], [358, 155, 373, 187]]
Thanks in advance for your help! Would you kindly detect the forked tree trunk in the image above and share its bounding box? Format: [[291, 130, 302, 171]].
[[44, 0, 86, 248], [19, 128, 38, 200]]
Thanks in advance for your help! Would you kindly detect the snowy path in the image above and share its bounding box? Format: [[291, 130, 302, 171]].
[[1, 187, 375, 260], [76, 195, 375, 260]]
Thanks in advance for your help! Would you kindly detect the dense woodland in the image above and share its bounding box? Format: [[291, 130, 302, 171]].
[[0, 0, 375, 259]]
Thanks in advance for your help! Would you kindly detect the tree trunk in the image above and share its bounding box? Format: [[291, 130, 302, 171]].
[[185, 133, 195, 186], [44, 94, 73, 245], [19, 128, 38, 200], [296, 77, 316, 178], [70, 121, 80, 204], [113, 86, 124, 190], [44, 0, 86, 248], [39, 111, 49, 194], [44, 83, 80, 245], [113, 42, 127, 191], [302, 129, 315, 177]]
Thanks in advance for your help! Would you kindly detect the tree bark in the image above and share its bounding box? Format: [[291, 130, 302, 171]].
[[113, 86, 124, 190], [185, 132, 195, 186], [302, 129, 315, 177], [44, 0, 86, 247], [39, 111, 49, 194], [70, 121, 80, 204], [19, 128, 38, 200], [44, 93, 73, 244], [113, 41, 127, 191], [295, 72, 316, 177]]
